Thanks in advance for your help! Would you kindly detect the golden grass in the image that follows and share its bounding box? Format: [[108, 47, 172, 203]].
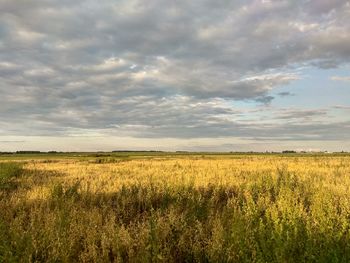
[[1, 155, 350, 262]]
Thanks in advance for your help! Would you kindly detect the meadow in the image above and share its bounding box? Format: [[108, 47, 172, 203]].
[[0, 153, 350, 262]]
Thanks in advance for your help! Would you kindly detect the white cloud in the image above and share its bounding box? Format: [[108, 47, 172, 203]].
[[331, 76, 350, 82]]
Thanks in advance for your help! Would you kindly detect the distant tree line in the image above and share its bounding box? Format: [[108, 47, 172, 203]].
[[282, 150, 297, 154]]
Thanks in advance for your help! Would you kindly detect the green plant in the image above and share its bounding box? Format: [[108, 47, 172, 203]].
[[0, 162, 23, 190]]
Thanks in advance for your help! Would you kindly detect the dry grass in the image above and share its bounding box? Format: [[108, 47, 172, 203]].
[[1, 155, 350, 262]]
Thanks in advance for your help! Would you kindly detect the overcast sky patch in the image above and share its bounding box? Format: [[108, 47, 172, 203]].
[[1, 0, 350, 151]]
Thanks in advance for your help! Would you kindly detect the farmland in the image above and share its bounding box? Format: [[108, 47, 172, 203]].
[[1, 153, 350, 262]]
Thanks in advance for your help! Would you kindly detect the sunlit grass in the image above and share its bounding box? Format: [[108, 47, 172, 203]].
[[1, 155, 350, 262]]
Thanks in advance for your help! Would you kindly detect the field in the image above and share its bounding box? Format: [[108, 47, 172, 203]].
[[1, 153, 350, 262]]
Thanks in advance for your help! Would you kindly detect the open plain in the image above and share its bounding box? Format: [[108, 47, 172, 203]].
[[1, 153, 350, 262]]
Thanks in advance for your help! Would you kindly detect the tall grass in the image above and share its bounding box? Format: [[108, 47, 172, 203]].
[[0, 162, 23, 190], [0, 156, 350, 262]]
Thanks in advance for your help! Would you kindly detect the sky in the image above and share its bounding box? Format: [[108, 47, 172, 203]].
[[0, 0, 350, 152]]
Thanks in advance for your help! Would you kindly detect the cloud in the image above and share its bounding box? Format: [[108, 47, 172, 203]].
[[0, 140, 25, 143], [0, 0, 350, 144], [278, 92, 294, 97], [331, 76, 350, 82], [255, 96, 274, 105], [275, 109, 328, 120], [333, 105, 350, 110]]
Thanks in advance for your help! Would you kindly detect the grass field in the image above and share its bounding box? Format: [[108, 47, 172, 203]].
[[1, 153, 350, 262]]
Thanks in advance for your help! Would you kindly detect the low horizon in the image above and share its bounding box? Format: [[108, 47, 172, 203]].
[[1, 148, 347, 154]]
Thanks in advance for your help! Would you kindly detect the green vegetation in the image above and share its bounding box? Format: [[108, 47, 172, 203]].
[[0, 155, 350, 262], [0, 151, 348, 161], [0, 162, 23, 190]]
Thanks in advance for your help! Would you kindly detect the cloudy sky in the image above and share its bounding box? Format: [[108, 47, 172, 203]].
[[1, 0, 350, 152]]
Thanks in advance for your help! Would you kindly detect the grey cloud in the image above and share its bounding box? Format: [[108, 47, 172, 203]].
[[0, 0, 349, 140], [333, 105, 350, 110], [276, 109, 328, 120], [255, 96, 274, 105], [304, 0, 348, 15], [1, 91, 348, 143], [311, 60, 340, 69], [278, 92, 294, 97]]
